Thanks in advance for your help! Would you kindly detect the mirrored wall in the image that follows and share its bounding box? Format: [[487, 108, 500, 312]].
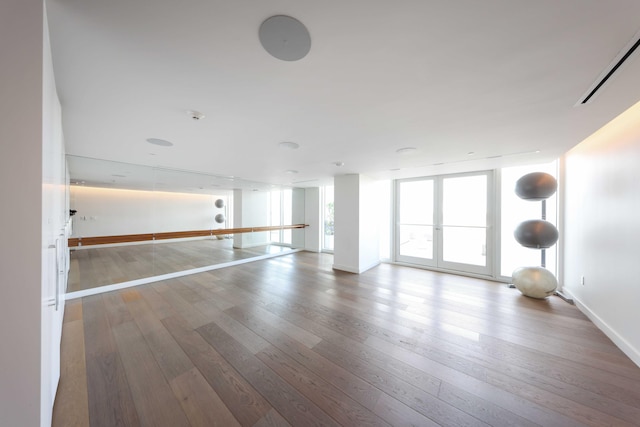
[[66, 156, 304, 294]]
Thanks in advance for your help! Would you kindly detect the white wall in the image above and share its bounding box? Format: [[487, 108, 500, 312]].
[[304, 187, 322, 252], [334, 175, 360, 271], [0, 1, 65, 426], [41, 7, 67, 426], [70, 186, 226, 237], [358, 175, 381, 271], [334, 174, 380, 273], [562, 100, 640, 366], [292, 188, 305, 248], [233, 189, 270, 248]]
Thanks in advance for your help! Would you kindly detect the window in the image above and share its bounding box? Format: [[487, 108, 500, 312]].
[[395, 171, 492, 276]]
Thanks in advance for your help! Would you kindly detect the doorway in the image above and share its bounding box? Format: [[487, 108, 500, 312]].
[[395, 171, 493, 276]]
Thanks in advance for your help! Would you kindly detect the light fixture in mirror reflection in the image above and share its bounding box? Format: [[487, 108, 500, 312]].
[[66, 155, 303, 294], [67, 155, 283, 194]]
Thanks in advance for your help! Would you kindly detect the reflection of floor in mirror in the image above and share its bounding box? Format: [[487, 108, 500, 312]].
[[67, 238, 294, 292]]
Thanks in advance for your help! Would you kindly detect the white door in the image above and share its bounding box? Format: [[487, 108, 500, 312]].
[[396, 171, 493, 276]]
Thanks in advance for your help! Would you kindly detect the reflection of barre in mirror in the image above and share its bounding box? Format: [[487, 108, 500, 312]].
[[511, 172, 559, 299], [68, 224, 308, 247]]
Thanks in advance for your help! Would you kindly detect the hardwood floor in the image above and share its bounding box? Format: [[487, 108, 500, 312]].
[[68, 239, 294, 292], [53, 252, 640, 426]]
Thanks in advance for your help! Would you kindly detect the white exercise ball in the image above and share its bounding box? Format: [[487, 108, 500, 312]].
[[512, 266, 557, 299]]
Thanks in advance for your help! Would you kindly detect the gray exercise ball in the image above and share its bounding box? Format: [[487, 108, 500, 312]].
[[215, 199, 225, 208], [215, 214, 225, 224], [514, 219, 558, 248], [515, 172, 557, 201], [512, 266, 557, 298]]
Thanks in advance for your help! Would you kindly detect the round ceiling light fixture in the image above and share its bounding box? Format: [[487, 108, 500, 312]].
[[259, 15, 311, 61], [146, 138, 173, 147], [333, 161, 344, 167], [278, 141, 299, 150], [285, 169, 299, 174]]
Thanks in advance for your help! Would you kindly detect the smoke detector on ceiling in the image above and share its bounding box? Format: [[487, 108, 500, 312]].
[[187, 110, 205, 120]]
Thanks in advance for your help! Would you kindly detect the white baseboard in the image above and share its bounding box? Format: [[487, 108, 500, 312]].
[[232, 241, 272, 249], [65, 248, 302, 300], [563, 288, 640, 368], [332, 260, 380, 274], [359, 260, 381, 274], [332, 263, 358, 273]]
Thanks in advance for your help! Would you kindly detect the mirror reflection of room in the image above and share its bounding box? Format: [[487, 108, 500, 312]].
[[67, 156, 303, 294]]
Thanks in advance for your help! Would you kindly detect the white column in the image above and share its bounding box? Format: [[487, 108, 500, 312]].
[[333, 174, 380, 273]]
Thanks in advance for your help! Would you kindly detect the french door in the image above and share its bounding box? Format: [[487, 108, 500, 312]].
[[395, 171, 493, 276]]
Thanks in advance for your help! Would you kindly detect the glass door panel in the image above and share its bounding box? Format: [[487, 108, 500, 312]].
[[396, 179, 436, 266], [442, 227, 486, 266], [442, 175, 487, 226], [399, 225, 433, 259], [395, 172, 492, 276], [439, 174, 490, 273]]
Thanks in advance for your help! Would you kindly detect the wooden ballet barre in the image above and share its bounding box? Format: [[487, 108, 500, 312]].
[[68, 224, 308, 247]]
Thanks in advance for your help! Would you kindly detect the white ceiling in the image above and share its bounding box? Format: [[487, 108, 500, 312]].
[[47, 0, 640, 189]]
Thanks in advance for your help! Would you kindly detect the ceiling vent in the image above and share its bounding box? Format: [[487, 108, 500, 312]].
[[577, 32, 640, 105]]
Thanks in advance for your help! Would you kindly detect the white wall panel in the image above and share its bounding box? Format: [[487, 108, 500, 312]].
[[562, 100, 640, 366], [70, 186, 225, 237], [0, 2, 66, 425]]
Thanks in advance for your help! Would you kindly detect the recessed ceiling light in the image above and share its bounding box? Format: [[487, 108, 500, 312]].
[[279, 141, 299, 150], [285, 169, 299, 174], [396, 147, 416, 154], [467, 151, 475, 156], [111, 174, 126, 178], [146, 138, 173, 147], [333, 161, 344, 167], [389, 168, 401, 171]]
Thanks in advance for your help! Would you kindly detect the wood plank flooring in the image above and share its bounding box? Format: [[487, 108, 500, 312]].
[[53, 252, 640, 426], [68, 239, 294, 292]]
